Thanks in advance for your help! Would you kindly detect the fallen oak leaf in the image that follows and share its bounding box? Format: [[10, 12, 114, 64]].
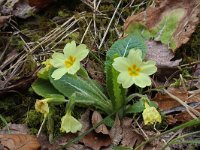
[[146, 41, 181, 85], [80, 110, 112, 150], [80, 109, 91, 133], [109, 115, 123, 146], [0, 123, 28, 134], [0, 134, 40, 150], [121, 118, 144, 148], [146, 41, 182, 68], [92, 111, 109, 135], [82, 131, 111, 150]]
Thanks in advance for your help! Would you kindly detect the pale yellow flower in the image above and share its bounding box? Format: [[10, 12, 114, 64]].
[[50, 41, 89, 80], [112, 49, 157, 88], [142, 102, 161, 125], [35, 99, 49, 117], [60, 113, 82, 133]]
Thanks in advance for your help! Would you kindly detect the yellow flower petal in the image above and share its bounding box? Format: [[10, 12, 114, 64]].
[[134, 73, 151, 88], [113, 57, 129, 72], [67, 61, 80, 74], [141, 60, 157, 75], [142, 102, 161, 125], [60, 113, 82, 133], [50, 53, 65, 67], [63, 41, 76, 57], [117, 72, 134, 88], [51, 68, 68, 80], [127, 49, 143, 65], [75, 44, 89, 61]]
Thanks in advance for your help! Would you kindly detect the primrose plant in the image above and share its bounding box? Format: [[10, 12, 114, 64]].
[[32, 35, 161, 135]]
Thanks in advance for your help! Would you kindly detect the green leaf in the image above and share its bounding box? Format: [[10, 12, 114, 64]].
[[105, 59, 126, 111], [113, 146, 132, 150], [126, 100, 145, 114], [46, 94, 66, 104], [49, 69, 106, 100], [49, 69, 113, 114], [103, 116, 114, 127], [149, 101, 158, 108], [106, 34, 147, 60], [32, 78, 61, 98]]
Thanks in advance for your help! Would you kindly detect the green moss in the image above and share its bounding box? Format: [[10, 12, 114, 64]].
[[25, 110, 42, 128]]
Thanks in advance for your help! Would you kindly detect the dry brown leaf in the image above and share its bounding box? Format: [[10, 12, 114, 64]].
[[146, 41, 181, 68], [91, 111, 109, 135], [124, 0, 200, 51], [28, 0, 53, 9], [121, 118, 144, 148], [82, 131, 111, 150], [0, 134, 40, 150], [0, 15, 10, 27], [154, 87, 200, 123], [0, 0, 52, 19], [0, 123, 28, 134], [68, 143, 91, 150], [109, 115, 123, 146], [80, 110, 111, 150], [80, 109, 91, 133], [154, 87, 194, 110], [12, 0, 36, 19], [0, 0, 35, 19]]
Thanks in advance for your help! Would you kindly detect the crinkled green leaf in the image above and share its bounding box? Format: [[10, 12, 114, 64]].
[[49, 68, 112, 114], [32, 78, 61, 98], [106, 34, 147, 60]]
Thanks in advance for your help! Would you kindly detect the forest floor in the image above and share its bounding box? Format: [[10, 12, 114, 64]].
[[0, 0, 200, 149]]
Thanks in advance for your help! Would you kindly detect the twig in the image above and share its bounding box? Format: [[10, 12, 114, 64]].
[[179, 61, 200, 68], [135, 119, 200, 150], [81, 0, 101, 14], [135, 119, 149, 139], [37, 117, 46, 137], [188, 89, 200, 98], [163, 89, 200, 118], [81, 19, 92, 43], [93, 0, 97, 38], [98, 0, 122, 49], [51, 28, 79, 49]]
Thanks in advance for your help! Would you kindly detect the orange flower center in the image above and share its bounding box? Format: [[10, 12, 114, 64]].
[[64, 56, 76, 68], [128, 64, 141, 76]]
